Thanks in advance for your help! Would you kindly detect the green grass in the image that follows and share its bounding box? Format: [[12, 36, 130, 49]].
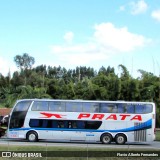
[[156, 130, 160, 141]]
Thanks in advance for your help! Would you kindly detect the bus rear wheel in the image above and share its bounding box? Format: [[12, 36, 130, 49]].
[[27, 131, 38, 142], [115, 133, 127, 145], [100, 133, 112, 144]]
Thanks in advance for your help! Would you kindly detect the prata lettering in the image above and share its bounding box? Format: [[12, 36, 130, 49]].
[[78, 113, 142, 121]]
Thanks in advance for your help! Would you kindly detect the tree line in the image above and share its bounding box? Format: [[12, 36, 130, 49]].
[[0, 53, 159, 113]]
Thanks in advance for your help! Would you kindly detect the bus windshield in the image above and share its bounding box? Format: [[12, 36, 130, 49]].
[[9, 100, 32, 129]]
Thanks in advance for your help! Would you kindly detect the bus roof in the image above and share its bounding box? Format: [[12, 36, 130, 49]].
[[15, 99, 155, 105]]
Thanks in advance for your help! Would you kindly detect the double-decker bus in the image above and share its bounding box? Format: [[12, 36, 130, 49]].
[[7, 99, 156, 144]]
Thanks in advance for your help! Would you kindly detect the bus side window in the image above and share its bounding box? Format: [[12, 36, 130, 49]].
[[29, 119, 40, 127], [94, 106, 99, 113], [135, 104, 153, 114], [58, 121, 62, 128], [38, 101, 48, 111], [100, 104, 108, 113], [135, 105, 144, 114], [145, 104, 153, 113], [100, 103, 116, 113], [58, 121, 68, 128], [66, 102, 82, 112], [32, 101, 48, 111], [85, 121, 102, 129], [77, 121, 85, 129], [117, 104, 125, 113], [82, 103, 91, 112], [112, 105, 118, 113], [52, 121, 58, 128], [126, 104, 135, 113], [68, 121, 77, 128], [42, 120, 48, 128], [49, 102, 65, 112], [64, 121, 68, 128], [82, 103, 99, 113], [73, 121, 77, 128]]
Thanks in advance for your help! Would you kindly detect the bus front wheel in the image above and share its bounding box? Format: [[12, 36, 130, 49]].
[[100, 133, 112, 144], [115, 133, 127, 145], [27, 131, 38, 142]]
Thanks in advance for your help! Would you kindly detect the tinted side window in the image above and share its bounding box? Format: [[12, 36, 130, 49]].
[[29, 119, 102, 130], [145, 104, 153, 113], [135, 105, 145, 113], [135, 104, 153, 114], [66, 102, 82, 112], [100, 103, 117, 113], [126, 104, 135, 113], [32, 101, 48, 111], [85, 121, 102, 129], [49, 101, 65, 112], [82, 103, 99, 113], [29, 119, 40, 127], [117, 103, 153, 114], [57, 121, 68, 128], [29, 119, 48, 128], [117, 104, 125, 113]]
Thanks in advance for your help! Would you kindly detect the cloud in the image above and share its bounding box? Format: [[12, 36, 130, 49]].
[[120, 0, 148, 15], [130, 0, 148, 15], [50, 22, 151, 68], [119, 5, 125, 11], [0, 57, 10, 76], [63, 31, 74, 44], [151, 9, 160, 22], [0, 57, 17, 76], [51, 43, 109, 66], [93, 23, 149, 52]]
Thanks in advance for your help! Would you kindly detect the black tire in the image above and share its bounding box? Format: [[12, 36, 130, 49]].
[[27, 131, 38, 142], [100, 133, 113, 144], [115, 133, 127, 145]]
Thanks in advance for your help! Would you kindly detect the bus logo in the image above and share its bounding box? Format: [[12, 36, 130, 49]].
[[40, 112, 66, 119]]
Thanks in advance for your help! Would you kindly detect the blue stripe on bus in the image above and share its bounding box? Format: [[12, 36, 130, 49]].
[[9, 119, 152, 133]]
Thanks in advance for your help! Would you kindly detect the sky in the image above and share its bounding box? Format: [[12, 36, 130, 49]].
[[0, 0, 160, 78]]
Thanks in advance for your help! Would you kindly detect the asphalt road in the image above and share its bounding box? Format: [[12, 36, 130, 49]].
[[0, 138, 160, 150]]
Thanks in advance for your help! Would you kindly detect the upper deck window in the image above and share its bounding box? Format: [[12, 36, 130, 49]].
[[126, 104, 135, 113], [100, 103, 117, 113], [66, 102, 82, 112], [29, 100, 153, 114], [135, 104, 153, 114], [32, 101, 48, 111], [49, 101, 65, 112], [82, 103, 99, 113], [13, 101, 32, 112]]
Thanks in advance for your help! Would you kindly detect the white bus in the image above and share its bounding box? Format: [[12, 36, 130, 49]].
[[7, 99, 156, 144]]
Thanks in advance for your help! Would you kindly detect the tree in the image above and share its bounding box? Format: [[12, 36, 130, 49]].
[[118, 64, 130, 79], [14, 53, 35, 70], [138, 70, 157, 101]]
